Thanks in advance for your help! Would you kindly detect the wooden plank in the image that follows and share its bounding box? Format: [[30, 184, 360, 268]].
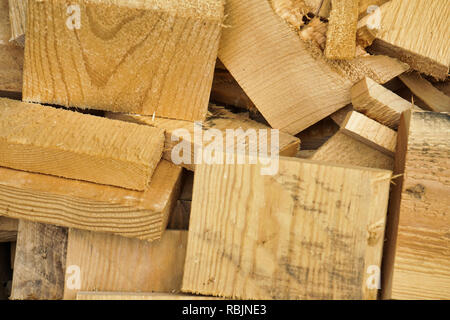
[[352, 77, 415, 129], [219, 0, 406, 135], [399, 73, 450, 113], [325, 0, 359, 60], [0, 0, 23, 94], [0, 160, 182, 241], [383, 111, 450, 300], [107, 105, 301, 171], [358, 0, 449, 80], [311, 131, 394, 170], [77, 292, 220, 300], [64, 229, 188, 300], [0, 98, 164, 190], [341, 111, 397, 156], [8, 0, 26, 45], [330, 105, 353, 127], [182, 158, 392, 299], [23, 0, 224, 121], [0, 217, 18, 242], [10, 220, 68, 300]]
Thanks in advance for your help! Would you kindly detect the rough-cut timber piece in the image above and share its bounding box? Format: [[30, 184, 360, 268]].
[[341, 111, 397, 156], [330, 105, 353, 127], [358, 0, 449, 80], [0, 160, 182, 241], [23, 0, 224, 121], [219, 0, 406, 134], [183, 158, 392, 299], [0, 217, 18, 242], [8, 0, 26, 46], [0, 98, 164, 190], [325, 0, 359, 60], [77, 292, 220, 300], [434, 82, 450, 97], [399, 73, 450, 113], [0, 0, 23, 93], [352, 77, 415, 128], [107, 105, 301, 171], [312, 131, 394, 170], [10, 220, 68, 300], [64, 229, 188, 300], [383, 111, 450, 300]]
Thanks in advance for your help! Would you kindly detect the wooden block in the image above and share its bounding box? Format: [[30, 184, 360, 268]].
[[399, 73, 450, 113], [77, 292, 220, 300], [64, 229, 188, 300], [352, 77, 415, 128], [10, 220, 68, 300], [23, 0, 224, 120], [325, 0, 359, 60], [182, 158, 392, 299], [358, 0, 449, 80], [0, 217, 18, 242], [0, 160, 182, 241], [107, 105, 301, 171], [383, 111, 450, 300], [8, 0, 26, 46], [218, 0, 406, 135], [341, 111, 397, 156], [0, 98, 164, 190], [0, 0, 23, 94], [311, 131, 394, 170], [330, 105, 353, 127]]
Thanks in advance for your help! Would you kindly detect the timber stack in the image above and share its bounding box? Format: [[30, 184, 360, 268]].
[[0, 0, 448, 301]]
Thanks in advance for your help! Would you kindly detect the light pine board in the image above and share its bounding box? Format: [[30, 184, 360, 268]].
[[341, 111, 397, 157], [76, 292, 220, 300], [383, 111, 450, 300], [23, 0, 224, 120], [352, 77, 415, 129], [218, 0, 406, 134], [64, 229, 188, 300], [311, 131, 394, 171], [358, 0, 449, 80], [8, 0, 26, 45], [182, 158, 392, 299], [107, 105, 301, 171], [0, 160, 182, 241], [0, 98, 164, 190]]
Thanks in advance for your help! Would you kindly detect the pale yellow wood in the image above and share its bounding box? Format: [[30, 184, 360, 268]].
[[358, 0, 388, 18], [0, 98, 164, 190], [399, 73, 450, 113], [0, 216, 18, 242], [10, 220, 67, 300], [311, 131, 393, 170], [358, 0, 450, 80], [0, 160, 182, 241], [0, 0, 23, 93], [330, 105, 353, 127], [325, 0, 359, 60], [23, 0, 224, 120], [182, 157, 392, 299], [76, 292, 221, 300], [64, 229, 188, 300], [341, 110, 397, 156], [352, 77, 415, 129], [220, 0, 407, 134], [8, 0, 26, 45], [107, 105, 301, 171], [383, 111, 450, 300]]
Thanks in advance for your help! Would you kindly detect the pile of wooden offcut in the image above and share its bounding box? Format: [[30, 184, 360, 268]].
[[0, 0, 448, 300]]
